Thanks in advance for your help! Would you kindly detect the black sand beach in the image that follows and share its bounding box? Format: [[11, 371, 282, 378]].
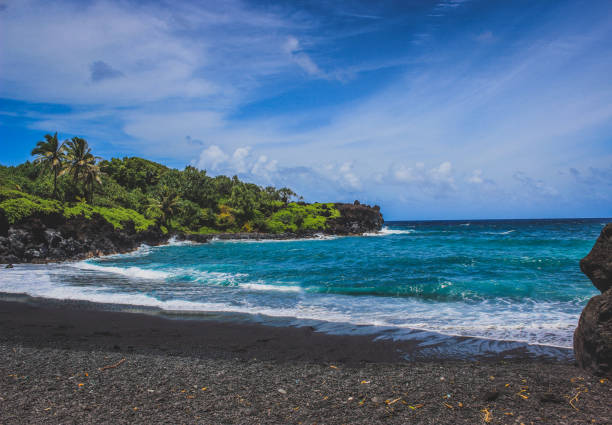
[[1, 298, 611, 424]]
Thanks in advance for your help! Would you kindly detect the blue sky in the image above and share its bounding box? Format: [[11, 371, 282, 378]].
[[1, 0, 611, 220]]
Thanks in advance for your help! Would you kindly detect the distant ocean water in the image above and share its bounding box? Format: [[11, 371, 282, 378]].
[[0, 219, 607, 350]]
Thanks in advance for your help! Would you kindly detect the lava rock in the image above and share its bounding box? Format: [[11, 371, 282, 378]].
[[574, 288, 612, 377], [482, 391, 500, 401], [326, 203, 383, 235], [0, 213, 167, 264], [580, 223, 612, 293]]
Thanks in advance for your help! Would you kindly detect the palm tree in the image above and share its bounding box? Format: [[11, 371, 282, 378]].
[[83, 162, 102, 203], [31, 132, 65, 199], [147, 187, 180, 228], [62, 137, 101, 202]]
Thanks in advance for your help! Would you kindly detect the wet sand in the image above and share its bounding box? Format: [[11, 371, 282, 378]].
[[1, 298, 611, 424]]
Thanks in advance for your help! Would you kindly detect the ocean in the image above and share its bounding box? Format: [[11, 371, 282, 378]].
[[0, 219, 607, 355]]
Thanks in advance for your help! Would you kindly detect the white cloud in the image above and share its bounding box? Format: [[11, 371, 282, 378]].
[[283, 36, 322, 76], [197, 145, 228, 170], [336, 162, 362, 190], [2, 0, 612, 218], [430, 161, 454, 185], [467, 169, 484, 184], [251, 155, 278, 179], [0, 0, 313, 106], [231, 147, 251, 173], [0, 0, 217, 104], [196, 145, 279, 182], [389, 161, 455, 193]]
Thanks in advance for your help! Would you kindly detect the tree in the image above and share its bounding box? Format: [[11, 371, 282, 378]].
[[62, 137, 101, 201], [99, 157, 168, 192], [228, 182, 257, 223], [83, 162, 102, 203], [63, 137, 93, 181], [277, 187, 297, 204], [30, 132, 65, 199], [147, 186, 180, 228]]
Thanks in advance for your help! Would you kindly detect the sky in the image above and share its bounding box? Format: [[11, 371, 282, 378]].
[[1, 0, 611, 220]]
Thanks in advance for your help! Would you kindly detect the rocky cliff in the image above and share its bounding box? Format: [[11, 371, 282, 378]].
[[0, 202, 384, 264], [0, 212, 167, 264], [325, 202, 384, 235], [574, 223, 612, 377]]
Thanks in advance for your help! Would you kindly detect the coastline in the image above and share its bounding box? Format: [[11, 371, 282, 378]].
[[0, 294, 574, 362], [1, 230, 351, 265], [1, 297, 610, 424], [1, 201, 384, 265], [1, 226, 376, 265]]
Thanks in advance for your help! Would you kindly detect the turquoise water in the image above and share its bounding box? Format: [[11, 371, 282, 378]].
[[0, 219, 606, 349]]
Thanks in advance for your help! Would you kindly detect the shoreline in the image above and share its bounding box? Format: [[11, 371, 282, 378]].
[[1, 200, 384, 265], [0, 293, 574, 362], [1, 298, 611, 424], [2, 229, 365, 265]]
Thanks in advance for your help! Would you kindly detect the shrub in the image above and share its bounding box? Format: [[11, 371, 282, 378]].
[[215, 204, 236, 229], [0, 194, 61, 224], [63, 202, 155, 231], [264, 202, 340, 233]]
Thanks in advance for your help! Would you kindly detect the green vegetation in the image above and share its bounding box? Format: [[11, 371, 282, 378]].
[[63, 203, 155, 231], [265, 203, 340, 233], [0, 132, 341, 234], [0, 191, 62, 225]]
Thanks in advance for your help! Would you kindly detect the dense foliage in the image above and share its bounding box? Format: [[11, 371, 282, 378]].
[[1, 134, 341, 234]]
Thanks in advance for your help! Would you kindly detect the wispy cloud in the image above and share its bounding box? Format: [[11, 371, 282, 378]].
[[283, 36, 322, 76], [1, 0, 611, 218]]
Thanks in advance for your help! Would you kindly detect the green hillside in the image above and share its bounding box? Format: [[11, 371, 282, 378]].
[[0, 134, 341, 234]]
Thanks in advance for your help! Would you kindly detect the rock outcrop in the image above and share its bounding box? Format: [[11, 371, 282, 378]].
[[574, 223, 612, 377], [0, 213, 166, 264], [574, 290, 612, 376], [580, 224, 612, 293], [325, 203, 384, 235], [0, 203, 384, 263]]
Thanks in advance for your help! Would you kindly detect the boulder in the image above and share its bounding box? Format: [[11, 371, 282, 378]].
[[574, 223, 612, 377], [580, 223, 612, 293], [574, 289, 612, 376]]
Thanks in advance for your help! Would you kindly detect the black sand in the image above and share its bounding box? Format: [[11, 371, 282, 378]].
[[1, 299, 611, 424]]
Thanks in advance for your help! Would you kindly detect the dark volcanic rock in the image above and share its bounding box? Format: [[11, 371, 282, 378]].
[[0, 213, 167, 264], [574, 289, 612, 377], [326, 203, 383, 235], [574, 223, 612, 377], [580, 223, 612, 293], [1, 202, 385, 263]]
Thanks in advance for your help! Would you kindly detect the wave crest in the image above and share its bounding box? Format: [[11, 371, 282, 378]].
[[364, 226, 415, 236]]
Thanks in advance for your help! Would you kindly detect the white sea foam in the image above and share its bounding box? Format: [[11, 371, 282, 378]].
[[239, 282, 302, 293], [484, 229, 516, 235], [364, 226, 415, 236], [213, 234, 338, 243], [165, 236, 198, 246], [0, 263, 581, 349], [74, 262, 172, 280], [96, 244, 153, 260], [73, 262, 249, 286]]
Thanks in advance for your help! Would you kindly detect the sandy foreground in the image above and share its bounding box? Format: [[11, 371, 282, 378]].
[[0, 299, 611, 424]]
